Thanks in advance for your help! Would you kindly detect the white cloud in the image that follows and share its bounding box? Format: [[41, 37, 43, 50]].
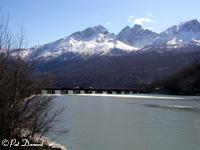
[[128, 14, 156, 26], [105, 22, 111, 26], [134, 17, 156, 25], [147, 13, 152, 17], [128, 16, 135, 23]]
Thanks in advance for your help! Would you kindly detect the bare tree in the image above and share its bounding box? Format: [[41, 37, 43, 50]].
[[0, 12, 66, 150]]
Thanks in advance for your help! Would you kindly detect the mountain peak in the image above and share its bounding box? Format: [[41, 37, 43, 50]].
[[153, 19, 200, 46], [116, 24, 158, 48], [160, 19, 200, 35], [93, 25, 109, 33], [177, 19, 200, 32], [123, 25, 131, 30], [179, 19, 199, 26], [132, 24, 142, 30], [70, 25, 109, 40]]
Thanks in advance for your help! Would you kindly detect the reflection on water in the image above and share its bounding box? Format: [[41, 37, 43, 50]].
[[143, 103, 200, 112], [51, 94, 200, 150]]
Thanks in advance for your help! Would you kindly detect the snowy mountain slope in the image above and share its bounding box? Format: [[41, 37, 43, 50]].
[[31, 20, 200, 89], [116, 24, 158, 48], [153, 19, 200, 47], [29, 25, 138, 60], [28, 19, 200, 61]]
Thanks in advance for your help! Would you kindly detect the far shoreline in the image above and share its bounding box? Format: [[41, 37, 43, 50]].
[[42, 93, 200, 100]]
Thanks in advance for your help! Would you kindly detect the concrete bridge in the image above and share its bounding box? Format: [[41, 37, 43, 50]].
[[42, 88, 140, 95]]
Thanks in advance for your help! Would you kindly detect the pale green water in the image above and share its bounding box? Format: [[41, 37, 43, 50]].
[[52, 94, 200, 150]]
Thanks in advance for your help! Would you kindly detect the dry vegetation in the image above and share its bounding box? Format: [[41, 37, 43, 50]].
[[0, 12, 66, 150]]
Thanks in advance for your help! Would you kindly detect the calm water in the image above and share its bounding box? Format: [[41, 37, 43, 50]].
[[52, 94, 200, 150]]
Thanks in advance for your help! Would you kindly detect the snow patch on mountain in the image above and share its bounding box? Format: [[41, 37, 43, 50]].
[[153, 19, 200, 47], [116, 24, 158, 48], [27, 19, 200, 60], [29, 25, 138, 60]]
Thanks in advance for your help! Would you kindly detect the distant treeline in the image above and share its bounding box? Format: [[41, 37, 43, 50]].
[[43, 61, 200, 96], [146, 63, 200, 95]]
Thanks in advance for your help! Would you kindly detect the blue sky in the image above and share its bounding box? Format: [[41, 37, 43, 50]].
[[1, 0, 200, 46]]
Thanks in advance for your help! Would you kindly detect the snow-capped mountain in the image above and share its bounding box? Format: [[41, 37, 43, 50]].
[[32, 19, 200, 90], [29, 19, 200, 61], [153, 19, 200, 47], [70, 25, 110, 40], [116, 25, 158, 48], [29, 25, 138, 60]]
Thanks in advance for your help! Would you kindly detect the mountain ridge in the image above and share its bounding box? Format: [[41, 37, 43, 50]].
[[31, 19, 200, 91], [28, 19, 200, 61], [116, 24, 158, 48], [152, 19, 200, 46]]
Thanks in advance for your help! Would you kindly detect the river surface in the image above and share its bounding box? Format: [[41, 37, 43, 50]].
[[51, 94, 200, 150]]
